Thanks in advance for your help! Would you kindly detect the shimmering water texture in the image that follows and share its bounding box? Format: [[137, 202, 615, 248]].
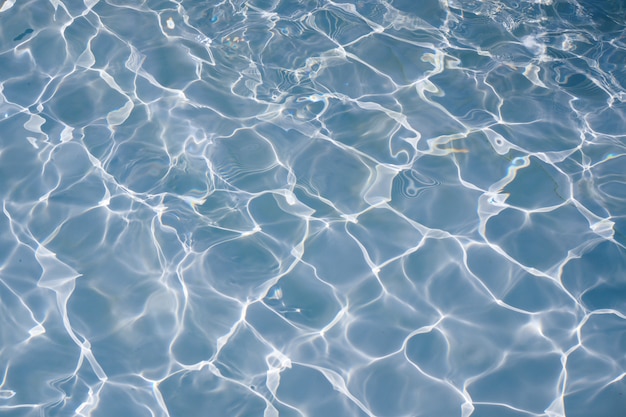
[[1, 0, 625, 416]]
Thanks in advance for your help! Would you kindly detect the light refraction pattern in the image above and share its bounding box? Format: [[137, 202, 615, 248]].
[[1, 0, 625, 416]]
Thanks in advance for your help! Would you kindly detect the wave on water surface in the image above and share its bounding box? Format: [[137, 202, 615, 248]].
[[0, 0, 625, 416]]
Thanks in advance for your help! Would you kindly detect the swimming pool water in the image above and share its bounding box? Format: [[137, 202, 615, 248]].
[[1, 1, 625, 416]]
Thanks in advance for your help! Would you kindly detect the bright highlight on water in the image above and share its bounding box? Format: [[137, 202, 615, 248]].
[[0, 0, 625, 416]]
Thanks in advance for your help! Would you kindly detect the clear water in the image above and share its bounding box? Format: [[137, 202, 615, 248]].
[[1, 0, 625, 416]]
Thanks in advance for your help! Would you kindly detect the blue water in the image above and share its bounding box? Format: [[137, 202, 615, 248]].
[[1, 0, 625, 416]]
